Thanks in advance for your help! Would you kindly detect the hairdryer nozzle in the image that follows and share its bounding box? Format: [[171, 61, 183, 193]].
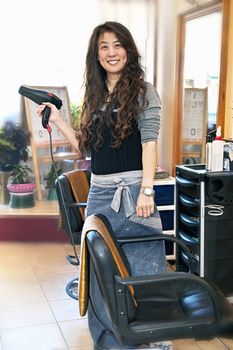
[[18, 86, 63, 110]]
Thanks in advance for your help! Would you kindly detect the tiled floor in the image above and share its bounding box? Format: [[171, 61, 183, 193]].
[[0, 242, 232, 350]]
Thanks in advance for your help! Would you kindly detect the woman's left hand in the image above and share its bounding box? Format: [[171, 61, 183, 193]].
[[136, 193, 155, 217]]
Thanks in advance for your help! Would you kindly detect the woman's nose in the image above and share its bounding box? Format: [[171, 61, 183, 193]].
[[108, 46, 116, 56]]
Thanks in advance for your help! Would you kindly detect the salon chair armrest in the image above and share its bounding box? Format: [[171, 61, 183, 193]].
[[117, 234, 194, 273], [115, 272, 221, 321], [65, 202, 87, 208]]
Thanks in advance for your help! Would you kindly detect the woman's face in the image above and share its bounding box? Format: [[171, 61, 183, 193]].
[[98, 31, 127, 79]]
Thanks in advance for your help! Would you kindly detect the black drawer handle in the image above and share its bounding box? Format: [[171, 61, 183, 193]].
[[178, 230, 199, 245], [180, 250, 199, 266], [180, 213, 199, 227], [179, 193, 199, 207], [176, 175, 198, 187]]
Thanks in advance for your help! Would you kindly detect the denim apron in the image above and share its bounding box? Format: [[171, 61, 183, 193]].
[[86, 170, 166, 349]]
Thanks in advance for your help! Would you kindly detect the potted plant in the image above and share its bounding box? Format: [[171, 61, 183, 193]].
[[70, 102, 80, 129], [0, 121, 30, 172], [7, 163, 35, 208], [43, 164, 62, 200]]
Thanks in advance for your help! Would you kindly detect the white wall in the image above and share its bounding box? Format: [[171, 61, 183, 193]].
[[0, 0, 156, 126], [156, 0, 177, 172]]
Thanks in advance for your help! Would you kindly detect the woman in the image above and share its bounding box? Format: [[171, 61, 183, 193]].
[[38, 21, 167, 350]]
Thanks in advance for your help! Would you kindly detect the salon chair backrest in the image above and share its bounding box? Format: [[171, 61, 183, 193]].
[[86, 214, 136, 324], [55, 169, 91, 244]]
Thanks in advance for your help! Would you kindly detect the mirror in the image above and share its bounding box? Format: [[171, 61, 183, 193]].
[[173, 0, 230, 168]]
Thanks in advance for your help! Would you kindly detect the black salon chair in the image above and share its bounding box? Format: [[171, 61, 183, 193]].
[[55, 169, 90, 300], [83, 213, 233, 349]]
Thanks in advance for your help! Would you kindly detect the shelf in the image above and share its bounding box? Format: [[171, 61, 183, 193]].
[[163, 230, 175, 236], [154, 177, 175, 260], [154, 177, 175, 185], [157, 205, 175, 211], [0, 200, 59, 218], [37, 152, 81, 163]]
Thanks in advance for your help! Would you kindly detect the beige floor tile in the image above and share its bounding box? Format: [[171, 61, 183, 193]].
[[172, 339, 201, 350], [0, 252, 31, 272], [0, 243, 47, 308], [0, 323, 67, 350], [62, 244, 80, 256], [0, 242, 26, 257], [34, 261, 78, 277], [0, 273, 43, 308], [68, 346, 93, 350], [0, 263, 40, 286], [59, 319, 93, 348], [34, 265, 78, 301], [24, 242, 71, 268], [0, 261, 33, 276], [0, 280, 46, 307], [196, 339, 226, 350], [0, 272, 36, 296], [219, 338, 233, 349], [0, 302, 55, 330], [49, 299, 85, 322]]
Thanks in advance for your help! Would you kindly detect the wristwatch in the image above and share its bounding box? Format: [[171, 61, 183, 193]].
[[140, 186, 155, 197]]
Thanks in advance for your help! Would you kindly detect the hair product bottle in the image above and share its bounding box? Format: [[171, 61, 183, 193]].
[[211, 126, 225, 171], [206, 134, 213, 171]]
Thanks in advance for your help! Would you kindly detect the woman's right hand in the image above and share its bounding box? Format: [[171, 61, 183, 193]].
[[37, 102, 62, 125]]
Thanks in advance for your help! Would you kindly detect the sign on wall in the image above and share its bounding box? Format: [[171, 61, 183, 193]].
[[22, 86, 71, 145], [183, 87, 208, 142]]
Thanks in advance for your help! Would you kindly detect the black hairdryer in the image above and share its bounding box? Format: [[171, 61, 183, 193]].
[[18, 86, 63, 130]]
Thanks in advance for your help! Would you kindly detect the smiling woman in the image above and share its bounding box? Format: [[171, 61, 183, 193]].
[[36, 20, 165, 349]]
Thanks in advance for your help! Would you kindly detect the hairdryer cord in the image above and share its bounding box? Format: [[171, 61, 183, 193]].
[[48, 132, 79, 264]]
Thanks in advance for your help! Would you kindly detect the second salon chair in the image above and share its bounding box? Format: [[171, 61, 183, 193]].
[[55, 169, 90, 300]]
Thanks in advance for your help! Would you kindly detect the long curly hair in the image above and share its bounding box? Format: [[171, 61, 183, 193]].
[[76, 21, 148, 154]]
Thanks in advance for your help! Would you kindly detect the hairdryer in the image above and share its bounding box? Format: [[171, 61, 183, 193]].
[[18, 86, 63, 130]]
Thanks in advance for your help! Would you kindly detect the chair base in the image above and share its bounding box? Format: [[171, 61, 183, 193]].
[[93, 341, 173, 350], [66, 277, 79, 300]]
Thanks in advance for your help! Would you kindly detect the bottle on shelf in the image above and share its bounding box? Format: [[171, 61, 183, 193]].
[[211, 126, 225, 172], [206, 133, 213, 171]]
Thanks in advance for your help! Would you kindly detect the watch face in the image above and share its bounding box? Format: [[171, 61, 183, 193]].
[[144, 187, 153, 195]]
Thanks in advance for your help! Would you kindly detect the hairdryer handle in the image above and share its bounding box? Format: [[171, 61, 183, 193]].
[[42, 106, 51, 129]]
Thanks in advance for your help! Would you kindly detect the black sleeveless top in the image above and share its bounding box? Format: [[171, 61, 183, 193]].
[[90, 112, 142, 175]]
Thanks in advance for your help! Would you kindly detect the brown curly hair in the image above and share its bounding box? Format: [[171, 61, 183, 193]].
[[76, 21, 148, 154]]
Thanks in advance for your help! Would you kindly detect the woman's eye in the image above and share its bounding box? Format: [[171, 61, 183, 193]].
[[100, 45, 108, 50], [115, 43, 122, 48]]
